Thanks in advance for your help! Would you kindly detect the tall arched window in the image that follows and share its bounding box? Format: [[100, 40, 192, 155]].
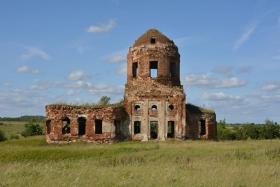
[[62, 117, 71, 134]]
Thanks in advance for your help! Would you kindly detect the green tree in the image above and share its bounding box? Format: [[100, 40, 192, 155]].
[[21, 123, 43, 137], [98, 96, 111, 105]]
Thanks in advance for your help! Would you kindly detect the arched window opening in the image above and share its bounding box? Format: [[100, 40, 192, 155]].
[[151, 105, 157, 112], [134, 105, 141, 111], [46, 120, 51, 134], [62, 117, 71, 134], [168, 104, 174, 111]]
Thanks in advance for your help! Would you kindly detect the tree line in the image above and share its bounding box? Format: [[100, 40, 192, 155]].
[[217, 119, 280, 140]]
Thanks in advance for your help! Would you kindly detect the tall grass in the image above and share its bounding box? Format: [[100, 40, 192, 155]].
[[0, 137, 279, 187]]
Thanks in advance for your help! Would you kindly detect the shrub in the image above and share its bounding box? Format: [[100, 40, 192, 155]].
[[10, 134, 20, 140], [21, 123, 43, 137], [217, 123, 237, 140], [0, 129, 7, 141]]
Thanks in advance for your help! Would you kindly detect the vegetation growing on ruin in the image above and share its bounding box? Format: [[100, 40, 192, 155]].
[[186, 103, 215, 114], [48, 96, 124, 109], [0, 136, 279, 187]]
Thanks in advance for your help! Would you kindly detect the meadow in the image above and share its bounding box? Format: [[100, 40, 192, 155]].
[[0, 136, 279, 187]]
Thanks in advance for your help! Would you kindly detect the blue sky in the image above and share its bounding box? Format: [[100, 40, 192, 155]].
[[0, 0, 279, 123]]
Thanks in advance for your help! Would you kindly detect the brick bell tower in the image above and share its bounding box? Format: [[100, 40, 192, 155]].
[[124, 29, 186, 141]]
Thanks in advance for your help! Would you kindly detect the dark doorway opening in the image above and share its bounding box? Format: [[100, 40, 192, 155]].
[[167, 121, 175, 138], [132, 62, 138, 78], [150, 121, 158, 139], [78, 117, 86, 136], [62, 117, 70, 134], [200, 119, 206, 136], [150, 37, 156, 44], [46, 120, 51, 134], [134, 121, 141, 134], [95, 119, 102, 134], [114, 120, 121, 137]]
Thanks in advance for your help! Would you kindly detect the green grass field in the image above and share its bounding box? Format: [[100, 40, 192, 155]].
[[0, 136, 279, 187]]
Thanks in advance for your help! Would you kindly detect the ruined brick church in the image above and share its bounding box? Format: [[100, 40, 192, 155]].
[[45, 29, 217, 143]]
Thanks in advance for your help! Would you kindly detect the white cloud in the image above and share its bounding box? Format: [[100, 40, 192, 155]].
[[17, 65, 39, 74], [262, 83, 280, 92], [233, 23, 257, 50], [88, 84, 123, 96], [185, 74, 246, 88], [87, 20, 116, 33], [68, 70, 89, 81], [260, 94, 280, 103], [21, 47, 50, 60], [212, 65, 253, 77], [212, 66, 234, 77], [202, 92, 243, 102], [174, 36, 191, 47], [64, 80, 92, 89], [30, 80, 62, 90], [107, 54, 126, 63]]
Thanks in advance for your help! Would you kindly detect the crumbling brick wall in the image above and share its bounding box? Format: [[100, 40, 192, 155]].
[[45, 104, 129, 143], [186, 104, 217, 140]]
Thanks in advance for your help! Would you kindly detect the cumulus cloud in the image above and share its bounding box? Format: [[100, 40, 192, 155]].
[[107, 54, 126, 63], [87, 20, 116, 33], [68, 70, 89, 81], [0, 88, 47, 116], [185, 74, 246, 88], [202, 92, 243, 102], [64, 80, 92, 89], [260, 94, 280, 103], [262, 83, 280, 92], [212, 65, 253, 77], [30, 80, 62, 90], [88, 84, 123, 96], [174, 36, 191, 47], [17, 65, 39, 74], [212, 66, 234, 77], [233, 23, 257, 50], [21, 47, 50, 60]]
